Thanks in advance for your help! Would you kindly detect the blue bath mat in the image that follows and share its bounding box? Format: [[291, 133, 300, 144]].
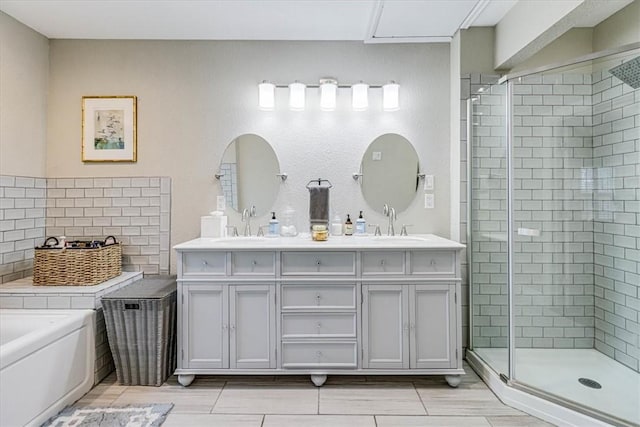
[[41, 403, 173, 426]]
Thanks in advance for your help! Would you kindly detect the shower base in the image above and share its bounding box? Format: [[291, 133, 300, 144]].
[[470, 348, 639, 426]]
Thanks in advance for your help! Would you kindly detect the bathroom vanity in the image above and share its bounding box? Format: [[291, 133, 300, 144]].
[[173, 234, 464, 387]]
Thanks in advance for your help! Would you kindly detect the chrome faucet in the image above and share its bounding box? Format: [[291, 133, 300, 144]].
[[241, 205, 256, 236], [383, 204, 396, 236]]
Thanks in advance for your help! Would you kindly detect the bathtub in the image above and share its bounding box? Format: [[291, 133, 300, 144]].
[[0, 309, 95, 427]]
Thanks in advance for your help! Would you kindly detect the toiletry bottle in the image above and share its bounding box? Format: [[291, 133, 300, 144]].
[[269, 212, 280, 236], [344, 214, 353, 236], [356, 210, 366, 234], [331, 214, 343, 236]]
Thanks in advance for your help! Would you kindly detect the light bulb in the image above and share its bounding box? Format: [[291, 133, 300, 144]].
[[383, 81, 399, 111], [258, 81, 275, 110], [352, 82, 369, 111], [289, 82, 306, 111], [319, 79, 337, 111]]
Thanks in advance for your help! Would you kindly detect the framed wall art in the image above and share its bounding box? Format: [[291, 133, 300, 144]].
[[82, 95, 137, 162]]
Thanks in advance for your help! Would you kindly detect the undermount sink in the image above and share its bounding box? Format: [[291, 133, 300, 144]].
[[367, 236, 428, 242], [216, 236, 268, 242]]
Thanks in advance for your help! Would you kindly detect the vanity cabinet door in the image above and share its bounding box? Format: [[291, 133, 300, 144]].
[[362, 284, 409, 369], [229, 284, 276, 369], [182, 283, 229, 369], [409, 283, 456, 369]]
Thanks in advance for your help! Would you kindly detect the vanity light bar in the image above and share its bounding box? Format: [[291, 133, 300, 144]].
[[258, 80, 400, 112]]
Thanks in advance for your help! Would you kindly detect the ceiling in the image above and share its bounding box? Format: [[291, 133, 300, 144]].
[[0, 0, 518, 42]]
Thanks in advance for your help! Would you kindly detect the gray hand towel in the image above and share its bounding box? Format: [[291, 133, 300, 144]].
[[309, 186, 330, 225]]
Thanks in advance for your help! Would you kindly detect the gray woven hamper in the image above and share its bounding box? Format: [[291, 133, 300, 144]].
[[102, 276, 177, 386]]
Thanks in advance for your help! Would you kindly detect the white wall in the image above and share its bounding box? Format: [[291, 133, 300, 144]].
[[0, 12, 49, 177], [46, 41, 451, 271], [494, 0, 582, 70], [593, 0, 640, 51]]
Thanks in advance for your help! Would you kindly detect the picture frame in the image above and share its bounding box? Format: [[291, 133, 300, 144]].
[[82, 95, 137, 162]]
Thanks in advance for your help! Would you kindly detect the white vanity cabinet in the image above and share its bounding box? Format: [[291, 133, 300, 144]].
[[182, 282, 276, 370], [174, 236, 464, 387], [362, 283, 456, 370]]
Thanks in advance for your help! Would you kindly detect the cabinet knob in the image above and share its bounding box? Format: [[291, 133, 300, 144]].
[[315, 293, 322, 305], [316, 260, 322, 266], [230, 324, 235, 331], [202, 260, 208, 267], [316, 321, 322, 330], [222, 324, 228, 330], [403, 322, 409, 332], [316, 350, 323, 359], [380, 259, 385, 266]]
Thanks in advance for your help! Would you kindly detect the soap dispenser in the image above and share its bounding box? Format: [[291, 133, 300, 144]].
[[269, 212, 280, 236], [344, 214, 353, 236], [355, 211, 366, 235]]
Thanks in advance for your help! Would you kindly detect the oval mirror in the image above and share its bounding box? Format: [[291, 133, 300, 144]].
[[218, 134, 280, 216], [360, 133, 419, 214]]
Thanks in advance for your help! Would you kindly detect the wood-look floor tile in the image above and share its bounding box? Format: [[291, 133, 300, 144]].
[[376, 415, 492, 426], [417, 388, 524, 416], [320, 384, 426, 415], [263, 415, 376, 427], [111, 384, 222, 413], [162, 414, 264, 426], [212, 384, 318, 414], [74, 382, 127, 407], [487, 415, 556, 426]]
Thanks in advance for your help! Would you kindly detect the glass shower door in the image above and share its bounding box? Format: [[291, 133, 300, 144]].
[[469, 82, 509, 376], [510, 50, 640, 426]]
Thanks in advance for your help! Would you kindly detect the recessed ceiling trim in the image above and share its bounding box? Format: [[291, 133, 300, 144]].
[[460, 0, 491, 29], [365, 0, 385, 42], [365, 36, 453, 44]]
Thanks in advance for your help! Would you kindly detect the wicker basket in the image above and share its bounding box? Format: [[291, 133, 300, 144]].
[[33, 236, 122, 286]]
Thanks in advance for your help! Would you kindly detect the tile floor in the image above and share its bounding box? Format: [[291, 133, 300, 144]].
[[76, 363, 555, 426]]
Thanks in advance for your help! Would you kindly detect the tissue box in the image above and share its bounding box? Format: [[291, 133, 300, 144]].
[[201, 215, 227, 238]]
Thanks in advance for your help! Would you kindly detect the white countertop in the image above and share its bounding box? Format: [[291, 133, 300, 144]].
[[174, 234, 465, 251]]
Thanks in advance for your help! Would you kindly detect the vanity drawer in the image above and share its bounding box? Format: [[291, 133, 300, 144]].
[[281, 313, 356, 338], [410, 251, 456, 275], [231, 251, 275, 275], [281, 252, 356, 276], [281, 341, 357, 368], [281, 284, 356, 310], [182, 251, 226, 276], [362, 251, 405, 275]]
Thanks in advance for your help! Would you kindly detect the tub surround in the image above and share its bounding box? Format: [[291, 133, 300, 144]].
[[174, 234, 464, 387], [0, 175, 172, 283], [0, 271, 143, 383]]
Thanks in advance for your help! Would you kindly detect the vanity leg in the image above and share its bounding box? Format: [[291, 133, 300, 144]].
[[310, 374, 327, 387], [178, 374, 195, 387], [445, 375, 461, 388]]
